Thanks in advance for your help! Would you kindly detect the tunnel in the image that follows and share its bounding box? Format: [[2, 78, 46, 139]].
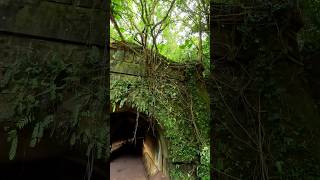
[[0, 110, 169, 180], [110, 109, 169, 180]]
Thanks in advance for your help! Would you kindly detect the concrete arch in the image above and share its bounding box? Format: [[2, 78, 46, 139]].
[[110, 108, 169, 179], [142, 122, 168, 177]]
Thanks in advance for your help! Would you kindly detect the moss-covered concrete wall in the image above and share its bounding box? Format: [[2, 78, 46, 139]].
[[110, 42, 186, 81], [110, 41, 210, 179], [0, 0, 107, 165], [0, 1, 210, 178], [0, 0, 107, 45]]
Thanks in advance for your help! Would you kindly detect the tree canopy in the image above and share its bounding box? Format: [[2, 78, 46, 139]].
[[111, 0, 210, 74]]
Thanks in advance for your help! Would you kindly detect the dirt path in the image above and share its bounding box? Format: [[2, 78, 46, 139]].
[[110, 154, 148, 180]]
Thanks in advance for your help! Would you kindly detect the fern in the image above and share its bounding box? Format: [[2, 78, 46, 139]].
[[2, 46, 110, 161], [9, 136, 18, 160], [41, 115, 54, 128], [30, 123, 42, 147], [6, 130, 18, 160], [119, 97, 127, 108], [16, 115, 33, 129]]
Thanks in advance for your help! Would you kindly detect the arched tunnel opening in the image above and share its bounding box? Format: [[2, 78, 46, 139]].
[[110, 110, 169, 180]]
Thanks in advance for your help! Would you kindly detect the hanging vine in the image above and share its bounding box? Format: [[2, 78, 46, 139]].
[[110, 42, 210, 179], [0, 46, 108, 161]]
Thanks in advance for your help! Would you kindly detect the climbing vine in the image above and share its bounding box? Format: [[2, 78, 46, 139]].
[[111, 0, 211, 177], [110, 51, 210, 179], [211, 1, 320, 179]]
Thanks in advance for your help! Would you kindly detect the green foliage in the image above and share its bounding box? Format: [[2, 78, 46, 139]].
[[300, 0, 320, 50], [110, 62, 210, 178], [211, 1, 320, 179], [6, 129, 18, 160], [29, 115, 53, 147], [185, 65, 210, 178], [170, 166, 195, 179], [0, 47, 108, 160], [110, 5, 211, 176], [111, 0, 210, 73], [198, 146, 210, 179]]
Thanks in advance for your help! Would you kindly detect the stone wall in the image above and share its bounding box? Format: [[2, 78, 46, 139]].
[[110, 41, 187, 81]]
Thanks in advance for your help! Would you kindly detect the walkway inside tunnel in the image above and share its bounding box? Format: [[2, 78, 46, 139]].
[[110, 139, 147, 180], [110, 111, 169, 180]]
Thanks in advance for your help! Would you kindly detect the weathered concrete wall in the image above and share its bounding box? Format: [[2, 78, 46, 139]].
[[110, 42, 187, 81], [0, 0, 107, 120], [0, 0, 107, 164], [142, 130, 168, 178], [110, 41, 208, 179], [0, 0, 107, 46]]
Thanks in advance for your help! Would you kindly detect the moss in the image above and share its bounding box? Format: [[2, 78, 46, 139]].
[[110, 62, 210, 178]]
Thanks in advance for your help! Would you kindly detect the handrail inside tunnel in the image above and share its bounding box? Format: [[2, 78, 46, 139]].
[[110, 109, 169, 180]]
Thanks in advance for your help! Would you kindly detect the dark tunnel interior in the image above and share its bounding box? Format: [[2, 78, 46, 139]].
[[0, 133, 107, 180], [110, 139, 144, 161], [110, 111, 160, 180], [110, 111, 170, 180], [110, 111, 150, 158], [0, 111, 157, 180], [0, 156, 106, 180], [110, 111, 161, 161], [111, 111, 151, 143]]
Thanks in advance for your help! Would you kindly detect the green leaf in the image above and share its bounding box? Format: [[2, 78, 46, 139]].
[[9, 135, 18, 160], [42, 115, 54, 128], [16, 116, 32, 130], [30, 123, 41, 147], [119, 97, 127, 108]]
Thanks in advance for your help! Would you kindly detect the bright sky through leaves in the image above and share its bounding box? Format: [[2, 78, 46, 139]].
[[111, 0, 210, 68]]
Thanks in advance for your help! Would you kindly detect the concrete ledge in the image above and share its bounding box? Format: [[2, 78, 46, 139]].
[[0, 1, 107, 46]]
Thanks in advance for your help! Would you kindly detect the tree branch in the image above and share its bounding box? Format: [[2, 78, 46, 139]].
[[151, 0, 176, 33], [110, 11, 126, 42]]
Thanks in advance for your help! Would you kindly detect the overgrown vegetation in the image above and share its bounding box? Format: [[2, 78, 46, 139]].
[[3, 0, 320, 179], [211, 0, 320, 179], [111, 0, 210, 178], [110, 44, 210, 178], [0, 47, 108, 162]]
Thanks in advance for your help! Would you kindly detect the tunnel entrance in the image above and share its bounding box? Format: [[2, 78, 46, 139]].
[[110, 110, 169, 180]]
